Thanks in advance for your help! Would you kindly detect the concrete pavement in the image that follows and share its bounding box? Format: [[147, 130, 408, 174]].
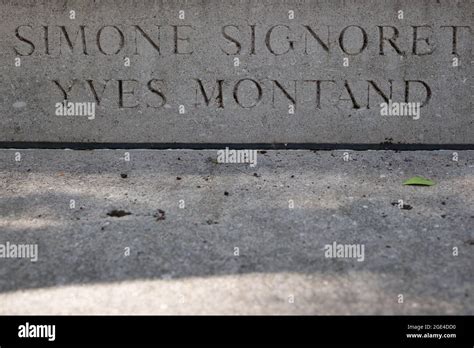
[[0, 149, 472, 314]]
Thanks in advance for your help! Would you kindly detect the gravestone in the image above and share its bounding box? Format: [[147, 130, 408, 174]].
[[0, 0, 472, 147]]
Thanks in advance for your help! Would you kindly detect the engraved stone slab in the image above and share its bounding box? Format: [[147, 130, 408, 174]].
[[0, 0, 472, 145]]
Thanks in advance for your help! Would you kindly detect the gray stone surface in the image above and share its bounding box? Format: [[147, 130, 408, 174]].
[[0, 0, 472, 145], [0, 149, 472, 314]]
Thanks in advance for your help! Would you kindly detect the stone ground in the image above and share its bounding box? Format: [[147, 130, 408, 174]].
[[0, 149, 472, 314]]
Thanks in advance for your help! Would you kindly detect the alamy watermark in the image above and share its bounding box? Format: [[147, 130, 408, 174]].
[[55, 100, 96, 120], [0, 242, 38, 262], [380, 100, 420, 120], [18, 322, 55, 341], [217, 147, 257, 167], [324, 241, 365, 262]]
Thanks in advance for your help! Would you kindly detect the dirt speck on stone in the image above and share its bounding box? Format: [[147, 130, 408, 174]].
[[107, 210, 132, 218], [391, 202, 412, 210], [154, 209, 166, 221]]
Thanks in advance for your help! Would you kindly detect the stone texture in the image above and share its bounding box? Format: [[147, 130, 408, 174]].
[[0, 149, 472, 314], [0, 0, 472, 145]]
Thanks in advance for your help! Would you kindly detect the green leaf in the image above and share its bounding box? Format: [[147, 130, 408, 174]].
[[403, 176, 435, 186], [207, 157, 219, 164]]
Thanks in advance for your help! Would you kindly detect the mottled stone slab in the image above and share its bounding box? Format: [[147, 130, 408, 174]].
[[0, 0, 472, 145]]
